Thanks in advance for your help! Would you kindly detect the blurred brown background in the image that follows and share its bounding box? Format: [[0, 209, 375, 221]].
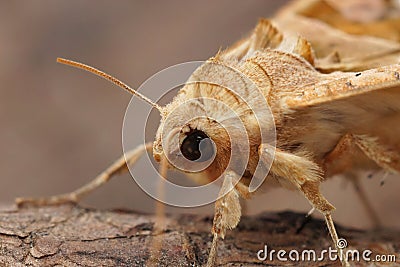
[[0, 1, 398, 229]]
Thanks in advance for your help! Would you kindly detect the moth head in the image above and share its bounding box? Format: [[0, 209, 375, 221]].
[[56, 58, 234, 182], [152, 99, 231, 180]]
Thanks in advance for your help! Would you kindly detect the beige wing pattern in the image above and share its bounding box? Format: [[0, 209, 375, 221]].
[[283, 65, 400, 158]]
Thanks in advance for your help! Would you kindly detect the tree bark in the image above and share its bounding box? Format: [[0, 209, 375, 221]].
[[0, 204, 398, 266]]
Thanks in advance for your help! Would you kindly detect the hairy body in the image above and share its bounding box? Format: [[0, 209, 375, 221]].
[[16, 5, 400, 267]]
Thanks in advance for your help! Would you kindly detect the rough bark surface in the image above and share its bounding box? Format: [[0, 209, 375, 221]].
[[0, 204, 398, 266]]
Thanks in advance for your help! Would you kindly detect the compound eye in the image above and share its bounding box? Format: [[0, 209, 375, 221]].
[[180, 130, 215, 162]]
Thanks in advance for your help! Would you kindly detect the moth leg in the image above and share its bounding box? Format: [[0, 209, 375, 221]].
[[326, 133, 400, 173], [259, 144, 349, 267], [206, 171, 242, 267], [324, 133, 399, 227], [352, 134, 400, 173], [348, 134, 400, 227], [16, 143, 152, 207], [323, 133, 355, 175], [146, 155, 168, 266], [154, 155, 168, 232]]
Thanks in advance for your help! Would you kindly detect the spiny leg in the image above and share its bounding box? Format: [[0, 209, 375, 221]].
[[206, 233, 219, 267], [146, 155, 168, 266], [300, 181, 349, 266], [324, 133, 399, 227], [319, 132, 400, 262], [16, 142, 152, 207], [206, 171, 243, 267], [154, 155, 168, 233], [352, 134, 400, 173], [323, 133, 355, 174], [259, 144, 349, 266], [350, 134, 400, 227], [325, 133, 400, 174]]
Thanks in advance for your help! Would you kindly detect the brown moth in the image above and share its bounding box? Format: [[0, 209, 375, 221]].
[[274, 0, 400, 72], [16, 1, 400, 266]]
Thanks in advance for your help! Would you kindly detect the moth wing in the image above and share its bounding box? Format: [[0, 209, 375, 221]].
[[221, 18, 316, 66], [274, 0, 400, 72], [285, 65, 400, 109], [284, 64, 400, 150]]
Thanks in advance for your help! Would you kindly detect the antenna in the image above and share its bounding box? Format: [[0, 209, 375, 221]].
[[57, 58, 163, 112]]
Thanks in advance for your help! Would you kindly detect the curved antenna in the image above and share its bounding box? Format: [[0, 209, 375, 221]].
[[57, 58, 163, 112]]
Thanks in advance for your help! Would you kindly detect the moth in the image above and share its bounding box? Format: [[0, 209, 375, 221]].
[[17, 1, 400, 266]]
